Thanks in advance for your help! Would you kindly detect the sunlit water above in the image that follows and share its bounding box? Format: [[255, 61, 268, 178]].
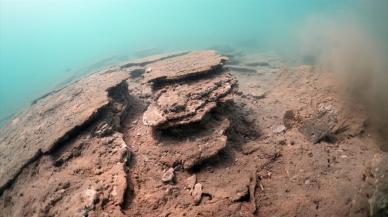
[[0, 0, 387, 125]]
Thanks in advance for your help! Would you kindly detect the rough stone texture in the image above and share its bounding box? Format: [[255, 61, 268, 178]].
[[162, 168, 175, 184], [1, 50, 387, 217], [143, 73, 237, 128], [143, 50, 227, 84], [0, 132, 131, 217], [0, 67, 133, 216], [158, 116, 230, 170], [185, 175, 197, 190], [200, 165, 253, 203], [0, 70, 129, 193], [192, 183, 203, 205], [299, 110, 337, 143]]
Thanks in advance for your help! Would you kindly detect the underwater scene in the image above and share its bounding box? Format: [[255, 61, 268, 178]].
[[0, 0, 387, 216]]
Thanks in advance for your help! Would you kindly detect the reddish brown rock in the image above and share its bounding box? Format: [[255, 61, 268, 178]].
[[158, 117, 230, 170], [0, 70, 130, 193], [192, 183, 203, 205], [143, 73, 237, 128]]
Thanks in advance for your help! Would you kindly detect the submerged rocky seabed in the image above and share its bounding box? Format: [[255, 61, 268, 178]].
[[0, 50, 387, 217]]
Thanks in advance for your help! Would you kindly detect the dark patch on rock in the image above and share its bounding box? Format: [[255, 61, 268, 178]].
[[283, 110, 297, 129], [299, 114, 337, 144]]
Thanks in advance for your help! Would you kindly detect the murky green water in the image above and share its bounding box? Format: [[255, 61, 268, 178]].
[[0, 0, 387, 124]]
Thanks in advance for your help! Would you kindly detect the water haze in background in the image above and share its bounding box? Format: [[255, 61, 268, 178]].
[[1, 0, 387, 126]]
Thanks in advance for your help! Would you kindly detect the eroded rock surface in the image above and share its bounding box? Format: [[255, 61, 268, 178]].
[[0, 71, 130, 193], [141, 50, 237, 170], [158, 116, 230, 170], [143, 73, 237, 128]]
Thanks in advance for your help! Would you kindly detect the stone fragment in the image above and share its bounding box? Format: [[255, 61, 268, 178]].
[[192, 183, 203, 205], [299, 120, 332, 144], [162, 168, 175, 184], [246, 91, 267, 100], [185, 175, 197, 190], [95, 123, 113, 137], [230, 186, 249, 202], [182, 135, 227, 170], [200, 166, 253, 203], [273, 125, 286, 134], [242, 141, 260, 155], [183, 118, 229, 170], [156, 116, 230, 170]]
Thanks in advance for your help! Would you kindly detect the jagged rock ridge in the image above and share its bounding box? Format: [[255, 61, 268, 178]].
[[142, 50, 238, 169]]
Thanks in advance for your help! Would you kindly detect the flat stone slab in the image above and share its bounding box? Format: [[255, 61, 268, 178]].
[[143, 50, 227, 84], [159, 117, 230, 170], [0, 70, 129, 192], [143, 73, 237, 128]]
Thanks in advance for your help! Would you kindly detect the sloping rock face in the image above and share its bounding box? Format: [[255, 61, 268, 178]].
[[0, 70, 134, 216], [0, 71, 129, 193]]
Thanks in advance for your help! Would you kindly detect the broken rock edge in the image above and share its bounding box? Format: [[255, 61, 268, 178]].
[[0, 79, 133, 198]]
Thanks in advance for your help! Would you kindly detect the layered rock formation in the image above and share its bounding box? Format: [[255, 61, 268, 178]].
[[142, 50, 237, 169], [0, 71, 130, 193], [0, 50, 245, 217]]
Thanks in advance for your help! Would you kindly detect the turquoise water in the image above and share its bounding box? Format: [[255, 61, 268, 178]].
[[0, 0, 387, 124]]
